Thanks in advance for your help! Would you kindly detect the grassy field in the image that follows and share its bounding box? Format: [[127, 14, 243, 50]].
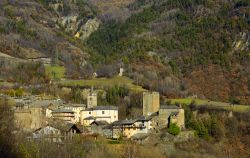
[[167, 98, 250, 112], [45, 65, 65, 80], [59, 76, 146, 92], [0, 81, 14, 87]]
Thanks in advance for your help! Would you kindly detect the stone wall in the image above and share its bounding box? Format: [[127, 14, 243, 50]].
[[143, 92, 160, 116], [158, 108, 185, 129], [87, 92, 97, 108], [14, 107, 44, 132]]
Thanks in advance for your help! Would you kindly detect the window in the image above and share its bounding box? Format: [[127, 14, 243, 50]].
[[102, 111, 105, 114]]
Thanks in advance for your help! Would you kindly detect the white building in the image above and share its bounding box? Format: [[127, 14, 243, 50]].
[[63, 104, 86, 122], [80, 106, 118, 126]]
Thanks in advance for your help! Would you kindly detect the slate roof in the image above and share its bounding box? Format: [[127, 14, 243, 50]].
[[34, 120, 80, 133], [29, 99, 64, 108], [48, 120, 80, 132], [83, 116, 95, 120], [136, 116, 150, 121], [160, 105, 181, 109], [90, 121, 109, 126], [83, 106, 118, 111], [111, 119, 137, 126], [52, 108, 75, 113]]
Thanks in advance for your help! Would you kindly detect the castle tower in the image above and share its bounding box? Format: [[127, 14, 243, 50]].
[[143, 91, 160, 116], [87, 88, 97, 108]]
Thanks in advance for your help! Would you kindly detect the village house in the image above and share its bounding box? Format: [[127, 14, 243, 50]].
[[14, 106, 44, 132], [100, 91, 185, 139], [142, 91, 185, 130], [82, 116, 96, 126], [89, 120, 109, 135], [63, 104, 86, 122], [13, 96, 65, 132], [51, 109, 77, 123], [32, 121, 82, 142], [105, 116, 153, 139], [80, 106, 118, 126]]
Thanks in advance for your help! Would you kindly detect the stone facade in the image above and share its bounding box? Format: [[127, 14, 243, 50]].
[[80, 106, 118, 125], [143, 91, 160, 116], [51, 109, 76, 123], [154, 105, 185, 130], [87, 91, 97, 108], [14, 107, 44, 132]]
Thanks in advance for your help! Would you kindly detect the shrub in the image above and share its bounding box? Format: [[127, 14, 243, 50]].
[[167, 123, 181, 136]]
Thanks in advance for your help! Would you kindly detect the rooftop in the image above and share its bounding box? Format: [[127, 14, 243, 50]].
[[90, 121, 109, 126], [52, 108, 75, 113], [136, 116, 150, 121], [48, 121, 79, 132], [83, 116, 95, 120], [83, 105, 118, 111], [112, 119, 137, 126]]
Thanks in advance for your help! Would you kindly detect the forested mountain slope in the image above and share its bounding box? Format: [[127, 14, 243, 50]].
[[0, 0, 97, 81], [0, 0, 249, 104], [87, 0, 250, 104]]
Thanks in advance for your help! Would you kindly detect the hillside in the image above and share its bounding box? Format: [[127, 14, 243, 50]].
[[0, 0, 97, 81], [87, 0, 250, 104], [0, 0, 249, 104]]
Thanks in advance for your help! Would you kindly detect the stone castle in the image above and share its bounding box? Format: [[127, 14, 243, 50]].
[[143, 91, 160, 116], [143, 91, 185, 130], [87, 89, 97, 108]]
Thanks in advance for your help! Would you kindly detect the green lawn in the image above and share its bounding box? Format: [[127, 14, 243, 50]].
[[167, 98, 250, 112], [45, 65, 65, 80], [59, 76, 146, 92]]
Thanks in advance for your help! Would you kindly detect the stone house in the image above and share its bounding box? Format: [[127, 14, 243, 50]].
[[14, 106, 44, 132], [14, 97, 64, 132], [80, 106, 118, 125], [32, 121, 81, 142], [142, 91, 185, 130], [89, 120, 109, 135], [106, 116, 154, 139], [52, 109, 77, 123], [157, 105, 185, 129], [63, 104, 86, 122], [83, 116, 96, 126]]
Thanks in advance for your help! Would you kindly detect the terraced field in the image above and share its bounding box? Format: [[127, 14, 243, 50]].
[[59, 76, 146, 92], [45, 65, 65, 80], [167, 98, 250, 112]]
